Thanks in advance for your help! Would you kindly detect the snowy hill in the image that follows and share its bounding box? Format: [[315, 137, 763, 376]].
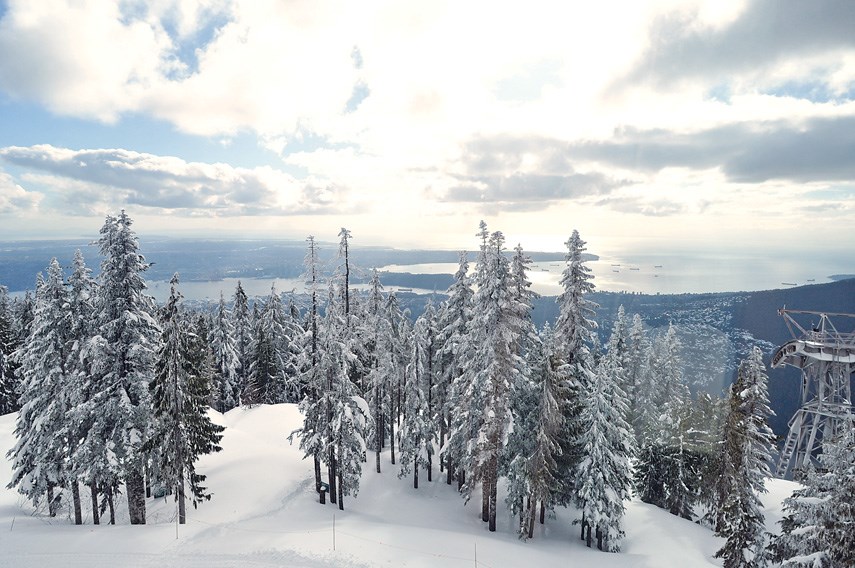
[[1, 405, 797, 567]]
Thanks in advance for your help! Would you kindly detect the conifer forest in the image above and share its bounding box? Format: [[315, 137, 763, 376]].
[[1, 211, 852, 567]]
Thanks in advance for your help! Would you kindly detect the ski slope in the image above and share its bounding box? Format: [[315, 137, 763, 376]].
[[0, 405, 797, 567]]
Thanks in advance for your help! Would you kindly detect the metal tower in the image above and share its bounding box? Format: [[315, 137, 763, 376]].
[[771, 309, 855, 479]]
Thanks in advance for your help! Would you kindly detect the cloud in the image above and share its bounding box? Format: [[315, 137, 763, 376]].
[[0, 170, 41, 213], [442, 172, 630, 209], [568, 115, 855, 183], [621, 0, 855, 92], [0, 145, 350, 216]]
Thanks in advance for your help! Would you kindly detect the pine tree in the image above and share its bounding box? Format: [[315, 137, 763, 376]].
[[363, 268, 389, 474], [291, 235, 325, 495], [713, 347, 775, 567], [209, 293, 240, 412], [771, 426, 855, 567], [7, 259, 73, 518], [0, 285, 21, 414], [231, 281, 252, 404], [553, 229, 597, 506], [460, 228, 524, 532], [436, 252, 473, 487], [85, 210, 161, 524], [575, 319, 634, 552], [626, 313, 651, 442], [148, 275, 224, 524], [245, 286, 286, 405], [398, 312, 436, 489]]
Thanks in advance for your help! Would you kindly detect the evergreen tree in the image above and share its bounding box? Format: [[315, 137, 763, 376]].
[[148, 275, 224, 524], [85, 210, 161, 524], [245, 286, 286, 405], [459, 228, 524, 532], [575, 318, 634, 552], [398, 312, 436, 488], [209, 293, 240, 412], [291, 235, 325, 494], [713, 347, 775, 567], [436, 252, 473, 486], [0, 285, 20, 415], [363, 269, 389, 474], [772, 426, 855, 567], [553, 229, 597, 506], [7, 260, 72, 518], [626, 313, 651, 442], [231, 281, 252, 404]]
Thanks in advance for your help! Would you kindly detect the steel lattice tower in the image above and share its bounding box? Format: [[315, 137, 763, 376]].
[[771, 309, 855, 479]]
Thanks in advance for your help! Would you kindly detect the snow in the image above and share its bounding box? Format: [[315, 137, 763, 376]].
[[0, 405, 799, 567]]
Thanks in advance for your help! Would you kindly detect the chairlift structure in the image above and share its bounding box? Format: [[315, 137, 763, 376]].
[[771, 309, 855, 479]]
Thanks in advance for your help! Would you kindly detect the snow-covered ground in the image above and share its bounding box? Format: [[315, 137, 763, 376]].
[[0, 405, 797, 567]]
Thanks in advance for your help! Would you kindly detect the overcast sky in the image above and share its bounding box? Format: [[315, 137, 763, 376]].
[[0, 0, 853, 256]]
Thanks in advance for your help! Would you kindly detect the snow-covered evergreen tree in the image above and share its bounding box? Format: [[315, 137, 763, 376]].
[[553, 229, 597, 506], [398, 311, 436, 488], [575, 317, 634, 552], [7, 259, 73, 518], [209, 293, 240, 412], [363, 268, 390, 474], [772, 425, 855, 567], [85, 210, 161, 524], [245, 285, 286, 405], [436, 252, 473, 487], [626, 313, 651, 442], [713, 347, 775, 567], [456, 227, 524, 532], [231, 281, 252, 404], [148, 275, 224, 524], [0, 285, 21, 415]]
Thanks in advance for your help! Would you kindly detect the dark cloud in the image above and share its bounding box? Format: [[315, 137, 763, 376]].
[[571, 116, 855, 183], [621, 0, 855, 89]]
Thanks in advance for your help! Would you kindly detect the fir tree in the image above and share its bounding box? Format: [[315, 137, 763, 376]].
[[148, 275, 224, 524], [575, 319, 634, 552], [436, 252, 473, 487], [209, 293, 240, 412], [772, 426, 855, 567], [553, 229, 597, 507], [0, 285, 21, 414], [231, 281, 252, 404], [713, 347, 775, 567], [398, 312, 436, 489], [7, 260, 72, 518], [85, 210, 161, 524]]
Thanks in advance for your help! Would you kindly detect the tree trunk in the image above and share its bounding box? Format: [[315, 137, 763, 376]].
[[540, 500, 545, 524], [427, 452, 432, 482], [580, 512, 586, 540], [337, 471, 344, 511], [446, 460, 454, 485], [328, 447, 337, 505], [527, 498, 536, 539], [178, 480, 186, 525], [389, 406, 396, 465], [439, 419, 446, 473], [71, 480, 82, 525], [46, 484, 57, 517], [90, 481, 100, 525], [585, 523, 592, 548], [145, 466, 151, 498], [481, 479, 489, 522], [107, 490, 116, 525], [414, 462, 419, 489], [126, 469, 146, 524], [313, 453, 322, 493], [596, 525, 603, 551], [488, 467, 498, 532], [458, 469, 465, 492]]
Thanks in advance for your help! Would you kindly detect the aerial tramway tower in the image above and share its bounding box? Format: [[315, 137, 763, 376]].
[[771, 309, 855, 479]]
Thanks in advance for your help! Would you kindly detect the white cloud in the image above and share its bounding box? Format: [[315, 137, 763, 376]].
[[0, 145, 352, 216], [0, 170, 41, 213]]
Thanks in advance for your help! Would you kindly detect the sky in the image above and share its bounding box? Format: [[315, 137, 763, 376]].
[[0, 0, 853, 257]]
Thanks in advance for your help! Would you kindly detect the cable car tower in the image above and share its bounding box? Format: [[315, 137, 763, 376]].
[[771, 309, 855, 479]]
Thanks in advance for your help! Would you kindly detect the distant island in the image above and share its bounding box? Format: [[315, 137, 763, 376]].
[[829, 274, 855, 281]]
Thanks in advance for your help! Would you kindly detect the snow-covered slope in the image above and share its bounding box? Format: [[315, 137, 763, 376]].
[[0, 405, 797, 567]]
